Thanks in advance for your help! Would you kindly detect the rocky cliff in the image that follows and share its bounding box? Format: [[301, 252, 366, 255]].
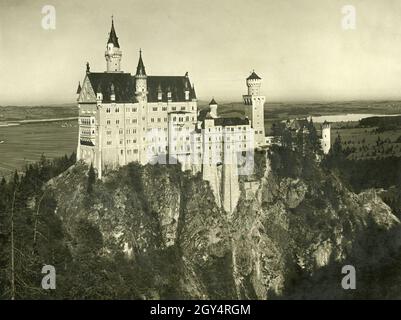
[[46, 148, 401, 299]]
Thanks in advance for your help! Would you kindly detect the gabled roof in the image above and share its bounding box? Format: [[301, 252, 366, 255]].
[[247, 71, 261, 80], [107, 19, 120, 48]]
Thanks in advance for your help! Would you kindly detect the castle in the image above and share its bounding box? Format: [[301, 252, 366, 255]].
[[76, 19, 266, 213]]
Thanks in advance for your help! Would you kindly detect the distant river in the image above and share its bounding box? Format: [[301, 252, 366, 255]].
[[311, 113, 401, 123]]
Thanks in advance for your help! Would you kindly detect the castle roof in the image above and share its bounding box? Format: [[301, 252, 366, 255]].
[[191, 84, 197, 99], [88, 73, 135, 103], [136, 50, 146, 76], [76, 82, 82, 94], [146, 76, 195, 102], [214, 117, 249, 127], [197, 107, 210, 122], [247, 71, 261, 80], [209, 98, 217, 105], [86, 72, 196, 103], [200, 117, 249, 128], [107, 19, 120, 48]]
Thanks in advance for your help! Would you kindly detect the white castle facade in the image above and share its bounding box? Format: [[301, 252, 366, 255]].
[[76, 20, 266, 191]]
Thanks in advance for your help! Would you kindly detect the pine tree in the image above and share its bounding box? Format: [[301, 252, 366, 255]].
[[87, 164, 96, 194]]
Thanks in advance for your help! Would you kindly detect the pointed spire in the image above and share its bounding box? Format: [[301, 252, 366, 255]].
[[191, 83, 197, 99], [247, 70, 261, 80], [76, 81, 82, 94], [209, 98, 217, 105], [136, 49, 146, 76], [107, 16, 120, 48], [86, 62, 90, 73]]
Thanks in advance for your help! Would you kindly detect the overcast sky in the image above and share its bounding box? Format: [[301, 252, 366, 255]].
[[1, 0, 401, 105]]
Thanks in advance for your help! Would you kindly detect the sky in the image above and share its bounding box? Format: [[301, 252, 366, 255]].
[[1, 0, 401, 105]]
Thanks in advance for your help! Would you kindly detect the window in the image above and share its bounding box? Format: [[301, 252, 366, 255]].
[[181, 106, 185, 111], [107, 141, 112, 145], [151, 118, 155, 123], [116, 120, 120, 124], [172, 106, 176, 111], [162, 107, 167, 111], [153, 107, 158, 112], [132, 118, 137, 124], [132, 107, 137, 112], [107, 120, 111, 125], [121, 150, 124, 155]]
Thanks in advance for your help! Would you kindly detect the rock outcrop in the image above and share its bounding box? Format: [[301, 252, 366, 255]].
[[47, 149, 401, 299]]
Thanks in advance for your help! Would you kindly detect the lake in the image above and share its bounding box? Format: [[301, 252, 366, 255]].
[[0, 120, 78, 178], [311, 113, 401, 123]]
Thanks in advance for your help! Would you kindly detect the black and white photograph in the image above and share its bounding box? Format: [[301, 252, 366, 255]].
[[1, 0, 401, 307]]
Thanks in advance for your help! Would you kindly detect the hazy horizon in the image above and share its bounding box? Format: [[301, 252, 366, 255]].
[[4, 98, 401, 108], [2, 0, 401, 105]]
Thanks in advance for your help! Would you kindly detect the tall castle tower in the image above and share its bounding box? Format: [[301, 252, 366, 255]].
[[135, 50, 147, 102], [321, 121, 331, 154], [243, 71, 265, 147], [105, 18, 122, 72]]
